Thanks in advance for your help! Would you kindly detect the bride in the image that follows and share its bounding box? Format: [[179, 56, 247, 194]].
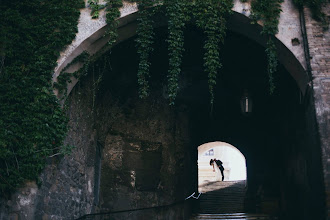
[[210, 158, 224, 181]]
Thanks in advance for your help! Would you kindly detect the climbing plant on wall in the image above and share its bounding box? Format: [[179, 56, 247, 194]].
[[55, 0, 123, 99], [0, 0, 83, 196]]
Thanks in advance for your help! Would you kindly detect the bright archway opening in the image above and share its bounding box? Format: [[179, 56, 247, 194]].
[[198, 142, 247, 186]]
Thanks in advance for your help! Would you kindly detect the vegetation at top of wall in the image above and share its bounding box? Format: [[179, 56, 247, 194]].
[[90, 0, 326, 104], [134, 0, 327, 100], [88, 0, 107, 19], [133, 0, 233, 105], [55, 0, 123, 99], [293, 0, 328, 23], [132, 0, 285, 103], [0, 0, 83, 196]]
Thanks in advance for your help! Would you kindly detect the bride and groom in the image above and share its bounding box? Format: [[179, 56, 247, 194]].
[[210, 158, 225, 181]]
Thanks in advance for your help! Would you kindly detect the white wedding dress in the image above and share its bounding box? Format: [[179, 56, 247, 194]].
[[213, 162, 222, 181]]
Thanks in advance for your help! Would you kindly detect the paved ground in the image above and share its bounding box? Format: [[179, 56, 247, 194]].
[[191, 213, 278, 220], [194, 181, 278, 219]]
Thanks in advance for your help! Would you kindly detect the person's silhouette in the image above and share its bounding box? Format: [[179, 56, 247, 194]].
[[210, 158, 224, 181]]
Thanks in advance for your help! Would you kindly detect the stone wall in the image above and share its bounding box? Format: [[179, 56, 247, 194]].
[[0, 61, 98, 219], [87, 41, 194, 218], [0, 42, 195, 219], [33, 74, 98, 219], [304, 3, 330, 219], [93, 82, 192, 219]]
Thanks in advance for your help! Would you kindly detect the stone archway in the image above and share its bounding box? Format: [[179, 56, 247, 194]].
[[198, 141, 247, 183], [53, 0, 309, 100], [1, 2, 328, 220], [51, 4, 324, 217]]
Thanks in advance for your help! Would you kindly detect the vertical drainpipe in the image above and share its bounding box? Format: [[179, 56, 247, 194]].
[[298, 6, 313, 94]]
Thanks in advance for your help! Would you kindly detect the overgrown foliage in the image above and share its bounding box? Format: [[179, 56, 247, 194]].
[[0, 0, 83, 195], [105, 0, 123, 46], [250, 0, 283, 94], [164, 0, 189, 105], [53, 51, 90, 97], [135, 0, 159, 98], [88, 0, 107, 19], [194, 0, 233, 105], [1, 0, 327, 196], [294, 0, 327, 22], [55, 0, 123, 98], [133, 0, 233, 104]]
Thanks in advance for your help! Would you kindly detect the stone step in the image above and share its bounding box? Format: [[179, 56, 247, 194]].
[[190, 213, 278, 220], [198, 180, 246, 214]]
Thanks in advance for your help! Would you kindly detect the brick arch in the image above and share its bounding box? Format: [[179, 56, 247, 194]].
[[53, 1, 308, 99]]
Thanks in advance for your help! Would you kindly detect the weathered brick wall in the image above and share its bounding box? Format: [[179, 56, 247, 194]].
[[304, 3, 330, 219]]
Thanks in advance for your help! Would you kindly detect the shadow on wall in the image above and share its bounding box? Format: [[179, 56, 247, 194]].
[[198, 142, 246, 185]]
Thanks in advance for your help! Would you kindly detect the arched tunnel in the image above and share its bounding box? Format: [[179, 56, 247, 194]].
[[65, 24, 325, 220]]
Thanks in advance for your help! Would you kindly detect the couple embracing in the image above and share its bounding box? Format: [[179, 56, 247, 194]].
[[210, 158, 224, 181]]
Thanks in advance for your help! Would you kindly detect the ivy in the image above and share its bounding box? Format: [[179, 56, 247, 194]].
[[165, 0, 189, 105], [135, 0, 158, 98], [194, 0, 233, 105], [53, 51, 90, 97], [88, 0, 107, 19], [105, 0, 123, 47], [131, 0, 233, 105], [266, 38, 277, 94], [0, 0, 83, 196], [251, 0, 283, 94], [251, 0, 283, 36], [98, 0, 233, 105]]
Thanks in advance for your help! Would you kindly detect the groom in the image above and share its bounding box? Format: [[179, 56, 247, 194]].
[[210, 158, 225, 181]]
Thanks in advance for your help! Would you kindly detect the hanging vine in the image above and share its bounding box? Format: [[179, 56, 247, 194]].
[[105, 0, 123, 47], [87, 0, 107, 19], [133, 0, 233, 105], [164, 0, 189, 105], [194, 0, 233, 105], [250, 0, 283, 94], [135, 0, 158, 98], [2, 0, 327, 197]]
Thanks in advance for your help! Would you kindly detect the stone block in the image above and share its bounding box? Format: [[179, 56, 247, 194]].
[[8, 213, 18, 220]]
